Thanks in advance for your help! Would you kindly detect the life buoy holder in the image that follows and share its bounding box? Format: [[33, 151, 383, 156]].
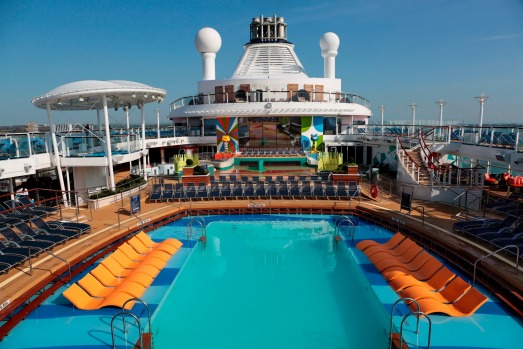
[[370, 185, 379, 199]]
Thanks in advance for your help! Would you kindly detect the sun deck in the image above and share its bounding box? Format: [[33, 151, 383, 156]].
[[0, 180, 522, 347]]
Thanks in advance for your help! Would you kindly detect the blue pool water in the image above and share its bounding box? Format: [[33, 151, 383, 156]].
[[1, 214, 522, 349], [152, 219, 390, 349]]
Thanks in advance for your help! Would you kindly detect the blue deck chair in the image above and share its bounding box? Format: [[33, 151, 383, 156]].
[[241, 176, 249, 182], [148, 184, 162, 202], [197, 183, 209, 200], [1, 202, 44, 219], [301, 181, 312, 198], [0, 238, 41, 258], [336, 182, 348, 199], [325, 182, 336, 199], [209, 183, 220, 200], [160, 183, 174, 202], [290, 181, 301, 198], [28, 219, 82, 240], [229, 175, 237, 182], [312, 181, 324, 198], [278, 181, 290, 199], [243, 181, 254, 198], [254, 182, 266, 198], [266, 181, 278, 198], [466, 218, 521, 238], [475, 221, 523, 243], [185, 183, 197, 200], [232, 182, 244, 199], [14, 221, 69, 244], [265, 176, 273, 182], [287, 176, 296, 182], [453, 215, 517, 233], [172, 183, 184, 201], [490, 234, 523, 249], [348, 181, 361, 199], [219, 175, 227, 182], [17, 196, 58, 215], [31, 217, 89, 236], [221, 182, 232, 199], [276, 176, 284, 182], [0, 251, 27, 273], [0, 226, 56, 250]]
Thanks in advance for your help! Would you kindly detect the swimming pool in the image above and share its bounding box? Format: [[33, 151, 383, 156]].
[[152, 218, 390, 349], [1, 214, 522, 349]]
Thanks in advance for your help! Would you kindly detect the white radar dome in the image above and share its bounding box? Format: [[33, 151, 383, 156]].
[[319, 32, 340, 52], [195, 27, 222, 53]]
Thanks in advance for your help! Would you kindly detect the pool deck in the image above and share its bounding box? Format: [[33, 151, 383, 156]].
[[0, 183, 522, 342]]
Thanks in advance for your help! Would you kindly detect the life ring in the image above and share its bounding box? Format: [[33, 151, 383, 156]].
[[370, 185, 379, 199]]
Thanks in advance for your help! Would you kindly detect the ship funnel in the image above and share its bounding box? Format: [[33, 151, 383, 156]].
[[195, 27, 222, 80], [320, 32, 339, 79]]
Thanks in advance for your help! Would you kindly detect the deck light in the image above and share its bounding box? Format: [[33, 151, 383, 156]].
[[131, 93, 136, 98]]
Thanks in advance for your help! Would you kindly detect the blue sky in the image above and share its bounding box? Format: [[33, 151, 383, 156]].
[[1, 0, 522, 126]]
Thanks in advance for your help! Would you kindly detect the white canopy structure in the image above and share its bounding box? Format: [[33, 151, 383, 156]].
[[32, 80, 167, 204]]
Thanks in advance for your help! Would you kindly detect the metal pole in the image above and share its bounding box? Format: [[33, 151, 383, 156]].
[[46, 102, 69, 207], [379, 105, 384, 136], [475, 93, 489, 128], [409, 103, 416, 135], [436, 98, 446, 140]]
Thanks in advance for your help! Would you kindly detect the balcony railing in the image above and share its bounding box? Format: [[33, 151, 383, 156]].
[[170, 91, 371, 112]]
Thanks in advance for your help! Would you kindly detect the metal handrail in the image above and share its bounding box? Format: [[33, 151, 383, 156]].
[[399, 311, 432, 349], [472, 245, 520, 286], [335, 218, 356, 243], [411, 205, 425, 225], [117, 207, 144, 228], [111, 311, 142, 349], [45, 251, 72, 284], [388, 298, 421, 349]]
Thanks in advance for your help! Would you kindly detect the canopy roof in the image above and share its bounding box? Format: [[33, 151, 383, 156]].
[[32, 80, 167, 110]]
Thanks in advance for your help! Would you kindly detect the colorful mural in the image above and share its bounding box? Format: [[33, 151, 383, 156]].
[[216, 117, 239, 152], [301, 116, 324, 152]]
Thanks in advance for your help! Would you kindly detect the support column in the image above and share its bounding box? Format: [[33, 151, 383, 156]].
[[102, 95, 115, 190], [160, 148, 165, 164], [141, 104, 146, 175], [46, 103, 69, 207], [126, 108, 130, 154]]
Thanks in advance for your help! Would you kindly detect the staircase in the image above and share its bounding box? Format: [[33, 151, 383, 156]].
[[404, 148, 434, 185]]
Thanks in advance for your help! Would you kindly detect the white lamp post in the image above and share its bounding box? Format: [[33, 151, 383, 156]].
[[379, 105, 384, 136], [436, 99, 446, 141], [409, 103, 417, 135]]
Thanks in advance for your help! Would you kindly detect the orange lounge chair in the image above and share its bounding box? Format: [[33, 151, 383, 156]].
[[388, 267, 456, 292], [78, 273, 146, 299], [111, 249, 163, 271], [101, 255, 160, 279], [117, 243, 168, 269], [406, 287, 488, 316], [364, 238, 418, 259], [399, 276, 471, 303], [62, 283, 135, 310], [136, 231, 182, 251], [127, 238, 172, 261], [382, 257, 444, 281], [90, 264, 154, 288], [374, 250, 433, 273], [355, 232, 405, 252], [369, 243, 423, 265]]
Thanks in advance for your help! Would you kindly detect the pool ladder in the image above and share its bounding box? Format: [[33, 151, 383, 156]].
[[334, 216, 356, 244], [110, 298, 153, 349], [389, 298, 432, 349], [186, 216, 207, 248]]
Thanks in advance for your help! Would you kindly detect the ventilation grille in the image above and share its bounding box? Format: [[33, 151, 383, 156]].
[[237, 46, 302, 76]]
